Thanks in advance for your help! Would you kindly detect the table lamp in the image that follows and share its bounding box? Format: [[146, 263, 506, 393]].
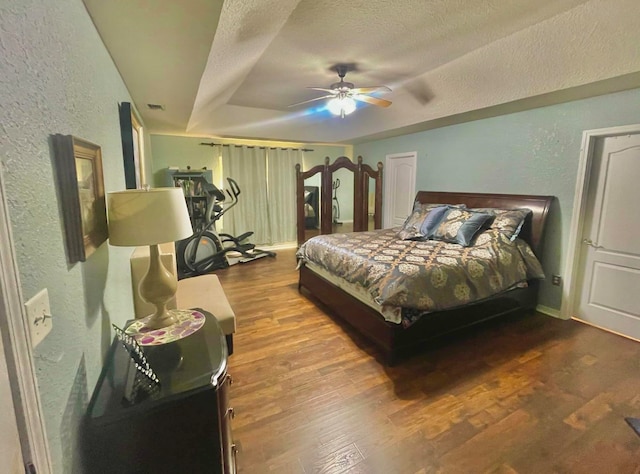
[[107, 187, 193, 329]]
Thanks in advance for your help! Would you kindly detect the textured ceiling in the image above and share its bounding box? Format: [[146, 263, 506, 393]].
[[84, 0, 640, 144]]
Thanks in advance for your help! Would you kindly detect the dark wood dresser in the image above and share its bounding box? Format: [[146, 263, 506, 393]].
[[83, 310, 236, 473]]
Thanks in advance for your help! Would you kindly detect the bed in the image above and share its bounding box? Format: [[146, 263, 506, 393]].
[[297, 191, 554, 364]]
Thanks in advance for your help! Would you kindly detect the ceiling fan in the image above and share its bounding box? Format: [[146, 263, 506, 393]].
[[290, 64, 392, 117]]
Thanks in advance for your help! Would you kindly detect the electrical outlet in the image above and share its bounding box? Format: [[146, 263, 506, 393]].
[[25, 288, 52, 347], [551, 275, 562, 286]]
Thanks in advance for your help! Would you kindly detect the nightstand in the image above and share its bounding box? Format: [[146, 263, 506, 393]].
[[83, 309, 236, 473]]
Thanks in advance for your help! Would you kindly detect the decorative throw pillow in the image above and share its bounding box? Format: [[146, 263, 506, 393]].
[[397, 203, 465, 240], [396, 204, 441, 240], [419, 205, 449, 238], [412, 202, 466, 213], [431, 208, 494, 246], [471, 208, 532, 241], [411, 201, 444, 213]]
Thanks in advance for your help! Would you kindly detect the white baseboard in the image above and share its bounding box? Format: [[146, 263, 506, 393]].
[[536, 304, 565, 319]]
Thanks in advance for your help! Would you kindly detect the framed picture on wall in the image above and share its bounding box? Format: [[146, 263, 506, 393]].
[[51, 134, 108, 263], [119, 101, 145, 189]]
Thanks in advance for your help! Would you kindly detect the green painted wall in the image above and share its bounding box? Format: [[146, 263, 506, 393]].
[[354, 87, 640, 312], [150, 135, 353, 220], [150, 135, 222, 187], [1, 0, 141, 471]]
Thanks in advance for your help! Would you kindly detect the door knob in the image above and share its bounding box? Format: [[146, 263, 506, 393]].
[[582, 238, 603, 249]]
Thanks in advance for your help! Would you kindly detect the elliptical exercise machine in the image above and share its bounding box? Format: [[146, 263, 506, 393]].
[[332, 178, 342, 225], [176, 177, 275, 279]]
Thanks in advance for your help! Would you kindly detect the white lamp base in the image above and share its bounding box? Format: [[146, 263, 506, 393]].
[[138, 244, 179, 330], [145, 308, 179, 330]]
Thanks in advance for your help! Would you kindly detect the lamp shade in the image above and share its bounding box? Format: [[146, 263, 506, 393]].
[[107, 188, 193, 246]]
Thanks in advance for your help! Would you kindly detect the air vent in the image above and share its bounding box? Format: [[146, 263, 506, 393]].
[[147, 104, 165, 110]]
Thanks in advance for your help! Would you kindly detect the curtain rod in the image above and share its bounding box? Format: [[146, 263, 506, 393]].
[[199, 142, 313, 152]]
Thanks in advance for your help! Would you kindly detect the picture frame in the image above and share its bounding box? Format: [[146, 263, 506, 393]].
[[119, 102, 144, 189], [52, 134, 108, 263]]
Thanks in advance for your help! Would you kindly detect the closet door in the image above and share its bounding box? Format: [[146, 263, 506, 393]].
[[384, 152, 416, 228], [574, 133, 640, 340]]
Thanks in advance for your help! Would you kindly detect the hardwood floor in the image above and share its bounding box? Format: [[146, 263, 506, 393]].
[[214, 248, 640, 473]]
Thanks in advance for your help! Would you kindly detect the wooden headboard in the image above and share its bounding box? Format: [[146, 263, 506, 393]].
[[414, 191, 554, 256]]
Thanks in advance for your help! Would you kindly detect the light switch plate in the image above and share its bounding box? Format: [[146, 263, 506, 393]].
[[25, 288, 52, 347]]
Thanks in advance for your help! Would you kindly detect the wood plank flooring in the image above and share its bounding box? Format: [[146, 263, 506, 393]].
[[214, 248, 640, 473]]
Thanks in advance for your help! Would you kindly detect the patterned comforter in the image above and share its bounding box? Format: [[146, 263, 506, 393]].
[[296, 228, 545, 325]]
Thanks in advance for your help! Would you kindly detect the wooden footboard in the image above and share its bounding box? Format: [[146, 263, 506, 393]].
[[299, 265, 397, 352], [299, 264, 538, 365]]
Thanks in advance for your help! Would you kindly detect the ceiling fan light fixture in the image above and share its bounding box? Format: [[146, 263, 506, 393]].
[[328, 96, 356, 117], [290, 64, 392, 114]]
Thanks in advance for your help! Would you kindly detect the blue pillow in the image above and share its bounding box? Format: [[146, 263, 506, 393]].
[[455, 212, 494, 246], [397, 203, 467, 241], [431, 208, 495, 246], [419, 205, 448, 238]]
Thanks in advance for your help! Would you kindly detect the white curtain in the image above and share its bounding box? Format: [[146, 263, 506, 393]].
[[220, 145, 302, 246], [267, 148, 302, 244], [212, 145, 224, 189], [221, 146, 270, 244]]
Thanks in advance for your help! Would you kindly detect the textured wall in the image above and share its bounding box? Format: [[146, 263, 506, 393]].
[[1, 0, 138, 471], [354, 87, 640, 312], [150, 135, 353, 219], [150, 135, 350, 184]]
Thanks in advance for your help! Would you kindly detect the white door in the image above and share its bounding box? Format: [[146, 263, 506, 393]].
[[384, 152, 417, 228], [0, 327, 23, 473], [574, 133, 640, 340]]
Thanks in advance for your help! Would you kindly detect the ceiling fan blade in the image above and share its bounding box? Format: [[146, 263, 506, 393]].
[[307, 87, 339, 94], [288, 95, 335, 108], [353, 95, 392, 108], [350, 86, 392, 94]]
